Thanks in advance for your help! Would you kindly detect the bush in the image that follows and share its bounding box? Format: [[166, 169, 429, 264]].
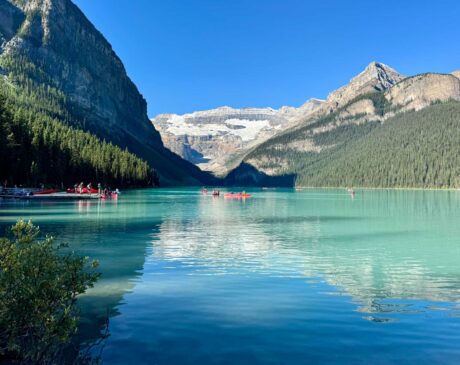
[[0, 220, 100, 363]]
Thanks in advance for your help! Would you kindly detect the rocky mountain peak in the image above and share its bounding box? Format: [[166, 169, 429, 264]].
[[359, 61, 402, 90], [326, 61, 404, 108], [451, 70, 460, 79]]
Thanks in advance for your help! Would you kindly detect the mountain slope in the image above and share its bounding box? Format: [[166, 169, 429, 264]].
[[0, 0, 215, 185], [293, 101, 460, 188], [226, 68, 460, 188]]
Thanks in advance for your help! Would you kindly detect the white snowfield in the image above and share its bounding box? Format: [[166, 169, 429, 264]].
[[152, 101, 324, 144], [164, 117, 272, 142]]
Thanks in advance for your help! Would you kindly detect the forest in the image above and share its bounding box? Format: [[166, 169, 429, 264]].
[[0, 51, 160, 187], [0, 92, 158, 188], [245, 100, 460, 188]]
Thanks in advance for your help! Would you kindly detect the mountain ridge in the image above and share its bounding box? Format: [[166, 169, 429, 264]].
[[153, 60, 460, 188], [151, 61, 404, 176], [227, 66, 460, 188]]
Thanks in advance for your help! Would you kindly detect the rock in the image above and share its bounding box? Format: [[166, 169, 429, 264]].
[[386, 73, 460, 112], [326, 61, 404, 109], [151, 100, 324, 175], [451, 70, 460, 79], [0, 0, 25, 43]]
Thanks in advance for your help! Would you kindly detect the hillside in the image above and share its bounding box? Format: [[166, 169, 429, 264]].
[[0, 92, 158, 187], [227, 69, 460, 188], [0, 0, 215, 186], [238, 101, 460, 188], [294, 101, 460, 188]]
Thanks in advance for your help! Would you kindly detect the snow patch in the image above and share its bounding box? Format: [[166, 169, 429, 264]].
[[163, 116, 271, 142], [224, 119, 270, 141]]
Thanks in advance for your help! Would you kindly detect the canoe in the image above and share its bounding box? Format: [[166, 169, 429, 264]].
[[224, 193, 252, 199], [66, 188, 99, 194], [32, 189, 58, 195]]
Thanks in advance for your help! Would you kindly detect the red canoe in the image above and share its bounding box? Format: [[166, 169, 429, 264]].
[[224, 193, 252, 199], [33, 189, 58, 195]]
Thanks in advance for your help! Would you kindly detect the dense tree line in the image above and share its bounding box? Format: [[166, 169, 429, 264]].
[[245, 100, 460, 189], [0, 93, 159, 187], [0, 52, 160, 187]]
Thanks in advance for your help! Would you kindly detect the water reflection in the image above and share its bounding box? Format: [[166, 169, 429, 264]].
[[2, 189, 460, 364], [0, 193, 162, 362], [151, 189, 460, 316]]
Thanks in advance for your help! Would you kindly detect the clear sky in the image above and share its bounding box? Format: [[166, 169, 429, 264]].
[[73, 0, 460, 117]]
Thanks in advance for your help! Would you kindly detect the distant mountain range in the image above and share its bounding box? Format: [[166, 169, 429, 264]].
[[153, 61, 460, 188], [151, 99, 323, 175]]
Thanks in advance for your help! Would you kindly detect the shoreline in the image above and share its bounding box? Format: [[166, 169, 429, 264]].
[[294, 186, 460, 192]]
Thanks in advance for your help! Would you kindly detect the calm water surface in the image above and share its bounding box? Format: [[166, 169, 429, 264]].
[[1, 188, 460, 364]]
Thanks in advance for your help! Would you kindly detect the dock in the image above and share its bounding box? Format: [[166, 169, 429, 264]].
[[0, 189, 101, 200]]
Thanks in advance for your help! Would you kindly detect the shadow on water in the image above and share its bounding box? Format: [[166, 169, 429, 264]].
[[0, 196, 163, 364], [69, 219, 162, 360], [224, 162, 296, 187]]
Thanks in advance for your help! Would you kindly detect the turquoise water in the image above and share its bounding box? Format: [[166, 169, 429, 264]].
[[1, 188, 460, 364]]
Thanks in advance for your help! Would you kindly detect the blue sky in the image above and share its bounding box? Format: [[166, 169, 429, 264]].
[[73, 0, 460, 117]]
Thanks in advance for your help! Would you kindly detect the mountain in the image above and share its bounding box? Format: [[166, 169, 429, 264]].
[[226, 63, 460, 188], [151, 62, 404, 177], [326, 61, 403, 108], [0, 0, 214, 186], [152, 99, 324, 176]]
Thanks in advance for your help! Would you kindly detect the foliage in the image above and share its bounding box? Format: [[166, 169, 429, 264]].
[[0, 89, 159, 187], [244, 100, 460, 188], [0, 29, 214, 186], [0, 220, 100, 363]]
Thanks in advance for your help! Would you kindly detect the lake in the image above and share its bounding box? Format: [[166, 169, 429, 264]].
[[1, 188, 460, 364]]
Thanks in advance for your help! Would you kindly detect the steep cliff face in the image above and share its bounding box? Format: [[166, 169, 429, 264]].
[[0, 0, 24, 42], [152, 100, 324, 175], [0, 0, 213, 185], [2, 0, 158, 144], [386, 73, 460, 112]]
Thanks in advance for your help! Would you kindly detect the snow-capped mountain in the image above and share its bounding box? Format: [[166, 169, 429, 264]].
[[151, 62, 405, 177], [151, 99, 324, 175]]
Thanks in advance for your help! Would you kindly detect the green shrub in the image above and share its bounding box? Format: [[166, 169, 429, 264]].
[[0, 220, 100, 363]]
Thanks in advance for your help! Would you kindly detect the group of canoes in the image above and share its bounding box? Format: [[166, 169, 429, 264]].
[[201, 186, 355, 200], [201, 188, 252, 199], [0, 182, 120, 200], [67, 182, 119, 199]]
